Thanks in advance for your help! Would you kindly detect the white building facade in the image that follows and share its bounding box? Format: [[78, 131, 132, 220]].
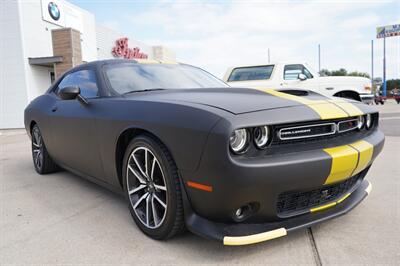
[[0, 0, 175, 129]]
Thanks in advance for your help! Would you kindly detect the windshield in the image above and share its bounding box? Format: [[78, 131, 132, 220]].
[[105, 63, 228, 94], [228, 65, 274, 81]]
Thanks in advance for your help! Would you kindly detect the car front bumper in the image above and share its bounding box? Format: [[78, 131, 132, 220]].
[[360, 93, 374, 104], [184, 179, 371, 245], [180, 128, 384, 245]]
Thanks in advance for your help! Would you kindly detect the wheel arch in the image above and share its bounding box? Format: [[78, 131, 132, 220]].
[[333, 90, 361, 101], [29, 120, 38, 137], [115, 127, 176, 189]]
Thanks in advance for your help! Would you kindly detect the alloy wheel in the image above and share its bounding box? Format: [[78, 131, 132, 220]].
[[126, 147, 168, 229], [32, 127, 43, 170]]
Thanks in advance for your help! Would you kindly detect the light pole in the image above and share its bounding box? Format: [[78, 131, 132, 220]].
[[371, 40, 374, 90], [376, 24, 400, 96], [318, 44, 321, 73], [383, 36, 386, 97]]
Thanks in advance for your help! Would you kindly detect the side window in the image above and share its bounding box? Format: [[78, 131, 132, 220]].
[[57, 69, 99, 98], [284, 64, 303, 80], [303, 67, 313, 79], [284, 64, 313, 80]]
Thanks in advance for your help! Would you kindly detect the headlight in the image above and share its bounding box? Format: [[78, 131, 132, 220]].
[[357, 116, 365, 130], [253, 126, 270, 149], [366, 114, 372, 129], [230, 129, 249, 153]]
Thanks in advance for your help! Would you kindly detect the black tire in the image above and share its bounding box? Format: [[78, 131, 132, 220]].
[[122, 134, 185, 240], [31, 124, 59, 174]]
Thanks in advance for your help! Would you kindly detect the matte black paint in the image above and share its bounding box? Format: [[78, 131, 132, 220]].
[[185, 178, 371, 241], [25, 59, 384, 242]]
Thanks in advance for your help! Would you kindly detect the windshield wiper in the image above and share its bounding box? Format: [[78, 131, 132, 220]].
[[123, 88, 165, 95]]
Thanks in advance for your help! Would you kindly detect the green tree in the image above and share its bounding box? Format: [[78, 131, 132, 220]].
[[319, 69, 331, 76], [379, 79, 400, 94], [331, 68, 348, 76], [348, 71, 370, 79], [319, 68, 370, 79]]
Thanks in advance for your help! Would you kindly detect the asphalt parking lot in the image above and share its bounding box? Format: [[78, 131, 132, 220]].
[[1, 101, 399, 265]]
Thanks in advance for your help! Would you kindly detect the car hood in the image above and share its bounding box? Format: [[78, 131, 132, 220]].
[[124, 87, 305, 114], [318, 76, 371, 85]]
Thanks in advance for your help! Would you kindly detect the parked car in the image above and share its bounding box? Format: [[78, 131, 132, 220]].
[[374, 92, 386, 105], [223, 62, 374, 104], [25, 59, 384, 245], [392, 90, 400, 104]]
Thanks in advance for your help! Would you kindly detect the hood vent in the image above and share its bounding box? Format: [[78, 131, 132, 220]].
[[278, 89, 309, 96]]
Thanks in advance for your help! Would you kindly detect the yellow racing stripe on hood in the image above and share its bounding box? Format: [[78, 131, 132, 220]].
[[328, 99, 364, 117], [257, 89, 349, 120]]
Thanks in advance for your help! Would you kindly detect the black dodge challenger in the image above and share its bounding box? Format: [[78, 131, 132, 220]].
[[25, 59, 384, 245]]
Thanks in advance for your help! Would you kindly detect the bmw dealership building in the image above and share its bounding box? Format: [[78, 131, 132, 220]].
[[0, 0, 175, 128]]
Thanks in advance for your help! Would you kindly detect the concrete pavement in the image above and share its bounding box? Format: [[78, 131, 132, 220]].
[[1, 101, 399, 265]]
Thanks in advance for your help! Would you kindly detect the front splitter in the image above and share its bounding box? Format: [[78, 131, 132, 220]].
[[183, 180, 371, 246]]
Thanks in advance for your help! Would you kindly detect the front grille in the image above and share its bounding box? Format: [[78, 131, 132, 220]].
[[278, 122, 336, 140], [276, 174, 362, 218], [271, 115, 378, 146], [338, 118, 359, 133]]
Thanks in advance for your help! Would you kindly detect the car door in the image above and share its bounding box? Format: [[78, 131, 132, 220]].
[[48, 68, 105, 180], [281, 64, 319, 91]]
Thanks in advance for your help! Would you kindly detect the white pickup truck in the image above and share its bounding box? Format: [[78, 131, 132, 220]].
[[223, 62, 374, 104]]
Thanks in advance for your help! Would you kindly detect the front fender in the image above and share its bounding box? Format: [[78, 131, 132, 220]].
[[93, 98, 226, 188]]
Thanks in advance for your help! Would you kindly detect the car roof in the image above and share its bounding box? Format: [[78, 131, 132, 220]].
[[78, 58, 179, 68], [227, 61, 309, 69]]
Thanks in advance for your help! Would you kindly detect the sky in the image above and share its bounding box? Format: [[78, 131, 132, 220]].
[[70, 0, 400, 80]]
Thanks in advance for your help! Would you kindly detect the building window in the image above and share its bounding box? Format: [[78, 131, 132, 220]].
[[50, 72, 55, 84]]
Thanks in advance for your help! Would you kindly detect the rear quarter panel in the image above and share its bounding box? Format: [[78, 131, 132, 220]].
[[24, 95, 55, 144]]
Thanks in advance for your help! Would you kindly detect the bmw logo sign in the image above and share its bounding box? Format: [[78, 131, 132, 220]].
[[48, 2, 60, 21]]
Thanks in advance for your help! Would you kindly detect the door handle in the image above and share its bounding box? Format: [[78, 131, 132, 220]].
[[51, 106, 58, 112]]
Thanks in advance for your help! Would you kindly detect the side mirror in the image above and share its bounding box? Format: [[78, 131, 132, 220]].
[[298, 73, 307, 81], [58, 86, 80, 100]]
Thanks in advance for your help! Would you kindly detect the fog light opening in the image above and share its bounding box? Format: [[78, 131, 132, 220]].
[[233, 202, 259, 222], [235, 206, 247, 219]]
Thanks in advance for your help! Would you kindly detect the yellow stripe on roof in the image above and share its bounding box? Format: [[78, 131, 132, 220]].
[[135, 59, 160, 64]]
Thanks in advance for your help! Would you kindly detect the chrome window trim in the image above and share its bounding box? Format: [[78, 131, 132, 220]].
[[278, 122, 336, 140], [337, 118, 359, 133]]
